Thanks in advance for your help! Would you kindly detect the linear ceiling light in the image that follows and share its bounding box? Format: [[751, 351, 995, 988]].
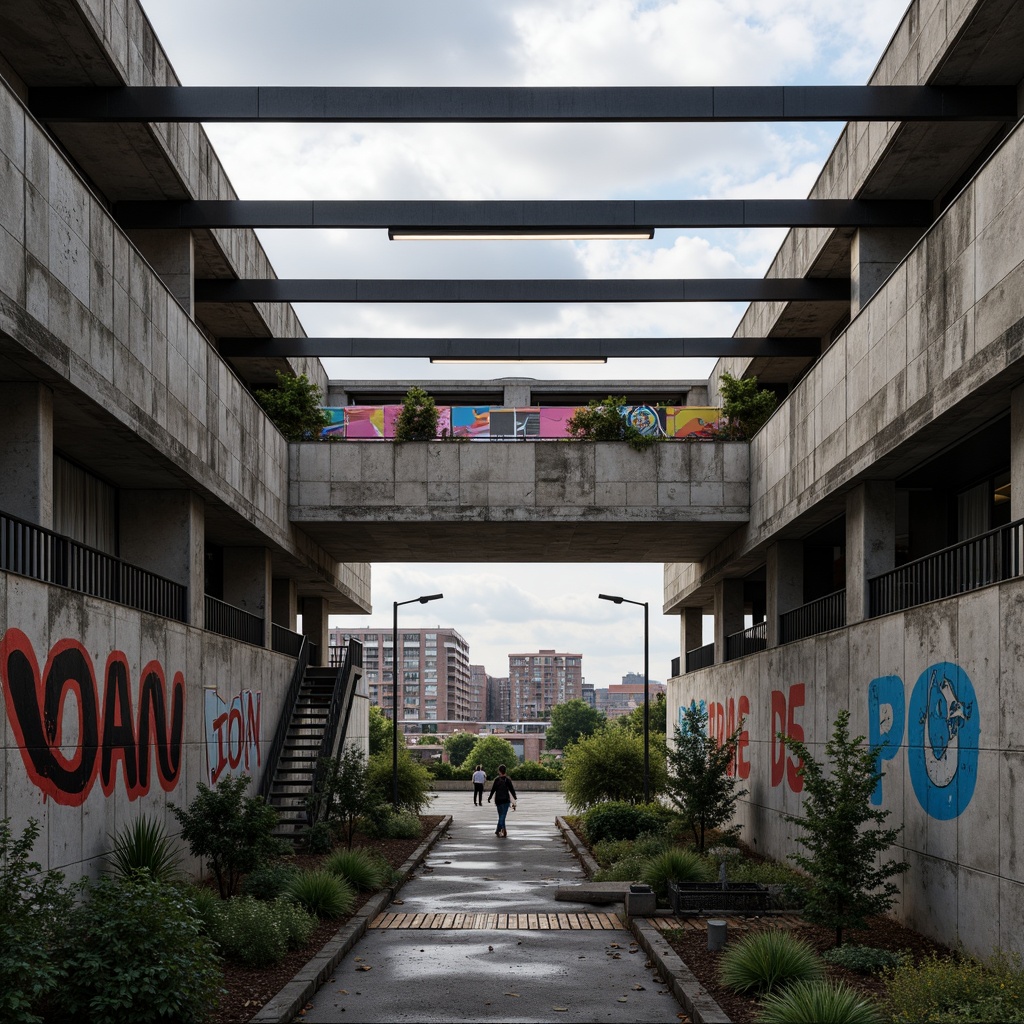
[[389, 227, 655, 241], [429, 357, 608, 364]]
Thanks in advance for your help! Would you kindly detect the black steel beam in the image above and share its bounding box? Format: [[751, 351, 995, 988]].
[[195, 278, 849, 303], [217, 337, 823, 359], [29, 85, 1018, 123], [114, 198, 935, 229]]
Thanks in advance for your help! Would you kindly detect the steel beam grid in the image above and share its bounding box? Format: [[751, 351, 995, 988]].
[[29, 85, 1018, 123]]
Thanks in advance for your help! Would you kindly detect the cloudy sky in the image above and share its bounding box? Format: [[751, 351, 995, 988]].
[[140, 0, 906, 688]]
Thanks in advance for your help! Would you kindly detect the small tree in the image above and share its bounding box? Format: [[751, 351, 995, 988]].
[[613, 692, 668, 738], [394, 385, 439, 441], [366, 748, 432, 812], [718, 371, 777, 439], [545, 698, 606, 749], [780, 709, 908, 946], [665, 701, 747, 853], [170, 776, 286, 898], [443, 731, 478, 768], [561, 728, 667, 810], [253, 370, 330, 441], [368, 704, 391, 756], [566, 395, 657, 451], [463, 735, 518, 778], [308, 746, 371, 849]]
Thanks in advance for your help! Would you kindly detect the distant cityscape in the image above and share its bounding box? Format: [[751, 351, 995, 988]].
[[328, 625, 665, 761]]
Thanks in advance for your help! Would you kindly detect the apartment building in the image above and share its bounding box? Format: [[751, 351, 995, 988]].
[[507, 650, 583, 719]]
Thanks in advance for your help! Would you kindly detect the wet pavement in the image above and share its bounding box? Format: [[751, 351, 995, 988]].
[[300, 791, 685, 1023]]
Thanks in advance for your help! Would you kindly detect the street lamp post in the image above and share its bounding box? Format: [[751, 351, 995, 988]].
[[393, 593, 443, 807], [598, 593, 650, 802]]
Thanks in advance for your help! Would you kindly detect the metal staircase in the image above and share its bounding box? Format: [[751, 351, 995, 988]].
[[259, 638, 363, 839]]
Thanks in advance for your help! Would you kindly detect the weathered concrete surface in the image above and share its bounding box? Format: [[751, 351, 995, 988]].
[[299, 792, 688, 1024], [291, 440, 749, 562]]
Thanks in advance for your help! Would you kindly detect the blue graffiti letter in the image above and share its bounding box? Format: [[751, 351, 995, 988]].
[[868, 675, 905, 806]]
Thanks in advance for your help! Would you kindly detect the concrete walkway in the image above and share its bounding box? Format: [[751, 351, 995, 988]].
[[300, 791, 686, 1023]]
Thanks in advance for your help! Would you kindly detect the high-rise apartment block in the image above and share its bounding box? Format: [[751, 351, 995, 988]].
[[507, 650, 583, 719], [329, 627, 472, 722]]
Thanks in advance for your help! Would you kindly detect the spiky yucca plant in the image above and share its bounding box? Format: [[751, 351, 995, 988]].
[[757, 980, 884, 1024], [107, 815, 182, 883], [719, 930, 824, 995]]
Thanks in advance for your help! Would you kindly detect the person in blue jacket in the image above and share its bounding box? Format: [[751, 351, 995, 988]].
[[486, 764, 517, 838]]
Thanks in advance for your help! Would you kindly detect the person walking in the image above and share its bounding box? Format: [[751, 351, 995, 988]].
[[471, 764, 487, 806], [486, 764, 517, 838]]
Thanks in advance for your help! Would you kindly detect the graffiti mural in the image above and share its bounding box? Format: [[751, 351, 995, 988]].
[[0, 628, 184, 806], [870, 662, 978, 819], [770, 683, 805, 793], [204, 687, 262, 784]]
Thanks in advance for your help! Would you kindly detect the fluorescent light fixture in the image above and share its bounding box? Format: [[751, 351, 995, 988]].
[[430, 357, 608, 364], [389, 227, 655, 241]]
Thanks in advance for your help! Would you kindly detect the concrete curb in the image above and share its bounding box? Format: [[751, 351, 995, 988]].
[[248, 814, 453, 1024], [555, 816, 732, 1024]]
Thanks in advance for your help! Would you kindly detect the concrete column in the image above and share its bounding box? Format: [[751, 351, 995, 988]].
[[0, 383, 53, 527], [126, 229, 195, 316], [301, 596, 330, 664], [713, 579, 745, 664], [502, 381, 532, 406], [766, 541, 804, 646], [271, 577, 298, 629], [1011, 383, 1024, 523], [850, 228, 922, 316], [222, 547, 273, 645], [680, 607, 704, 657], [846, 481, 896, 624]]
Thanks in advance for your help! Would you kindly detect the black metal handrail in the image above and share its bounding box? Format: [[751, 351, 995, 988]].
[[726, 620, 767, 661], [670, 656, 681, 677], [258, 635, 311, 802], [309, 638, 363, 824], [271, 623, 304, 657], [779, 589, 846, 644], [0, 509, 187, 621], [204, 595, 264, 646], [685, 643, 715, 672], [870, 517, 1024, 616]]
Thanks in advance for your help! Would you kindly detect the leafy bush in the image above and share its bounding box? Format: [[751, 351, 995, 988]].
[[822, 944, 908, 974], [361, 804, 423, 840], [463, 735, 518, 778], [719, 930, 824, 995], [285, 869, 355, 919], [593, 854, 649, 883], [642, 849, 709, 898], [308, 746, 372, 849], [253, 370, 331, 441], [57, 876, 221, 1023], [443, 731, 478, 768], [426, 760, 455, 779], [508, 760, 560, 781], [107, 815, 182, 883], [171, 776, 287, 897], [325, 849, 388, 892], [241, 864, 300, 902], [394, 385, 439, 441], [718, 371, 777, 439], [302, 820, 334, 854], [582, 801, 668, 844], [562, 729, 667, 809], [274, 899, 319, 950], [758, 980, 884, 1024], [185, 885, 223, 934], [367, 749, 432, 812], [211, 895, 288, 966], [566, 395, 658, 451], [0, 818, 77, 1024], [883, 950, 1024, 1024], [593, 838, 639, 867], [725, 858, 806, 887]]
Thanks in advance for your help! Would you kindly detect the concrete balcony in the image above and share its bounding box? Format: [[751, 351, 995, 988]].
[[289, 440, 750, 562]]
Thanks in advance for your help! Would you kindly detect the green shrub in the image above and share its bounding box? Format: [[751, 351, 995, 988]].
[[241, 864, 300, 902], [57, 876, 221, 1023], [757, 980, 884, 1024], [107, 815, 182, 883], [302, 820, 334, 854], [443, 731, 478, 768], [883, 950, 1024, 1024], [171, 776, 287, 897], [185, 885, 223, 934], [0, 818, 77, 1024], [285, 869, 355, 919], [272, 898, 318, 950], [566, 395, 658, 451], [253, 371, 330, 441], [725, 858, 806, 886], [719, 930, 824, 995], [508, 760, 560, 781], [822, 944, 908, 974], [562, 729, 667, 809], [361, 803, 423, 840], [212, 895, 288, 966], [394, 385, 440, 441], [325, 849, 388, 891], [426, 760, 455, 779], [463, 735, 518, 778], [593, 838, 638, 867], [593, 854, 648, 883], [582, 801, 667, 844], [367, 749, 432, 812], [642, 849, 708, 898]]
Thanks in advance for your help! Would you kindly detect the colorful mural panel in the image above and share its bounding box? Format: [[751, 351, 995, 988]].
[[205, 687, 262, 784]]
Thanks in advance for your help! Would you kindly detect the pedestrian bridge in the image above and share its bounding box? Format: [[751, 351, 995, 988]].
[[289, 440, 749, 562]]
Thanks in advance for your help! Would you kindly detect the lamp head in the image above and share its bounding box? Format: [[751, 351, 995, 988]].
[[419, 593, 444, 604], [598, 593, 624, 604]]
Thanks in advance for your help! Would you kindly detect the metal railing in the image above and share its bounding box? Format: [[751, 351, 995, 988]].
[[204, 595, 265, 646], [0, 510, 187, 621], [726, 620, 767, 661], [258, 636, 311, 802], [685, 643, 715, 672], [779, 589, 846, 644], [271, 623, 304, 657], [670, 656, 681, 678], [870, 518, 1024, 616]]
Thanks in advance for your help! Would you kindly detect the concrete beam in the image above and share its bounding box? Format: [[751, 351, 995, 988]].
[[0, 384, 53, 528]]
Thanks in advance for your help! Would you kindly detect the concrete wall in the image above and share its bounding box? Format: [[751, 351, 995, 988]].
[[0, 574, 299, 880], [667, 580, 1024, 957]]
